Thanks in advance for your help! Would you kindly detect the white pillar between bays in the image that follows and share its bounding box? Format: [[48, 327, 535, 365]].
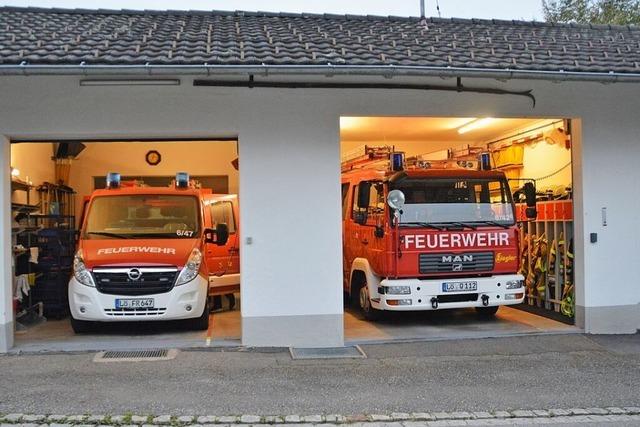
[[0, 136, 14, 352]]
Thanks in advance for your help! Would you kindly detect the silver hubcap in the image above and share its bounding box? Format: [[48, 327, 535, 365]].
[[359, 286, 370, 312]]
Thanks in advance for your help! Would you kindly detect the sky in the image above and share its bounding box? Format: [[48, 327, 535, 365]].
[[0, 0, 545, 21]]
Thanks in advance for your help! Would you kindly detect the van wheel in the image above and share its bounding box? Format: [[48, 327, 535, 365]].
[[475, 306, 499, 317], [188, 300, 210, 331], [70, 317, 94, 334], [356, 283, 382, 321]]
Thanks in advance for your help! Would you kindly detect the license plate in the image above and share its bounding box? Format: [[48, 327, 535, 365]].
[[442, 281, 478, 292], [115, 298, 154, 309]]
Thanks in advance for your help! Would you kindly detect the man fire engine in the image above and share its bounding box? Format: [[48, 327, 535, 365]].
[[342, 146, 536, 320]]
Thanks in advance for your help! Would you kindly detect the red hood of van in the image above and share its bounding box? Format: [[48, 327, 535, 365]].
[[79, 238, 199, 269]]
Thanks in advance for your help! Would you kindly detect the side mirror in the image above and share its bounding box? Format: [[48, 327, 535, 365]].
[[525, 207, 537, 220], [204, 223, 229, 246], [523, 182, 536, 207], [357, 182, 371, 209]]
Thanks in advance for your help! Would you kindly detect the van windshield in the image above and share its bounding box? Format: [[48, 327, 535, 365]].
[[84, 195, 200, 239], [391, 178, 515, 227]]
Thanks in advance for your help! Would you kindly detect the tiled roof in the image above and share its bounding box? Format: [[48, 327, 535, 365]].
[[0, 6, 639, 75]]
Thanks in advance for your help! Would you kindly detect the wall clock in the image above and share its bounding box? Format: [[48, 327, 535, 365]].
[[145, 150, 162, 166]]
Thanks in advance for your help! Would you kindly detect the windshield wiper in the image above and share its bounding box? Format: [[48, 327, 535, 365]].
[[401, 222, 447, 231], [467, 220, 511, 229], [86, 231, 133, 239], [438, 222, 478, 230]]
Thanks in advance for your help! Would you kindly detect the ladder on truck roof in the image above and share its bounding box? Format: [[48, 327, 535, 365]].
[[340, 145, 394, 173]]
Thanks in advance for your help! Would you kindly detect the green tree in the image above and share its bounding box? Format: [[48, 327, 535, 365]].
[[543, 0, 640, 24]]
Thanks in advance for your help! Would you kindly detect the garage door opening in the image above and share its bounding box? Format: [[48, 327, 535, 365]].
[[340, 117, 579, 343], [9, 139, 242, 352]]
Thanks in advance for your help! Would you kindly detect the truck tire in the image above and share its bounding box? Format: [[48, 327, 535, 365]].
[[355, 282, 382, 321], [475, 306, 499, 317], [70, 317, 94, 334], [187, 299, 210, 331]]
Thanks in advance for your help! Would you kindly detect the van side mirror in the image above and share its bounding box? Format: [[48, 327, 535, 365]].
[[354, 211, 368, 225], [357, 182, 371, 209], [204, 223, 229, 246]]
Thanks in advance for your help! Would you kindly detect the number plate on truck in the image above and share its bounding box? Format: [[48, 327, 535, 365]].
[[442, 281, 478, 292], [115, 298, 154, 309]]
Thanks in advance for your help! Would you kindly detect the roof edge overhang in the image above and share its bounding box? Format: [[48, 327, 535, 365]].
[[1, 64, 640, 83]]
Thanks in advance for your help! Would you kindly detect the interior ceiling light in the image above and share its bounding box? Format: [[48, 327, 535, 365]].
[[10, 167, 20, 177], [457, 117, 496, 134], [79, 79, 180, 86]]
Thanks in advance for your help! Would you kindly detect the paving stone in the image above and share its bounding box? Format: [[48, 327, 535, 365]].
[[47, 416, 68, 423], [87, 416, 106, 424], [22, 415, 47, 423], [217, 417, 237, 424], [605, 407, 626, 414], [511, 410, 535, 418], [568, 408, 588, 416], [390, 413, 411, 421], [531, 410, 550, 417], [411, 413, 435, 421], [623, 407, 640, 414], [3, 414, 24, 423], [239, 416, 261, 424], [196, 417, 216, 424], [177, 417, 195, 424], [109, 416, 127, 424], [369, 415, 391, 422], [491, 412, 511, 419], [301, 416, 323, 423], [432, 412, 451, 420], [547, 409, 570, 417], [152, 416, 173, 425], [262, 416, 283, 424], [323, 415, 345, 423], [450, 412, 472, 420], [67, 415, 88, 423], [471, 412, 493, 420], [142, 424, 160, 427], [20, 423, 41, 427], [283, 416, 300, 424], [49, 424, 73, 427], [583, 408, 608, 415]]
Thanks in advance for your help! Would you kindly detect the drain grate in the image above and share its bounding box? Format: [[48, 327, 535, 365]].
[[93, 348, 178, 363], [289, 345, 366, 360]]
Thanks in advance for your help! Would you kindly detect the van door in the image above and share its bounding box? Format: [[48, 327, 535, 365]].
[[205, 198, 240, 294]]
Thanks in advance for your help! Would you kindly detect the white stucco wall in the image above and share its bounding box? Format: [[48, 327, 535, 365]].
[[0, 74, 638, 350]]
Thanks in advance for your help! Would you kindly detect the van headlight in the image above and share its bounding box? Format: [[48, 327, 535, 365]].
[[73, 250, 95, 287], [175, 248, 203, 286], [506, 279, 524, 289], [385, 285, 411, 295]]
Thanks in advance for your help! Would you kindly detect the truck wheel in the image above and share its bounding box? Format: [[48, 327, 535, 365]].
[[357, 283, 382, 321], [70, 317, 94, 334], [475, 306, 499, 317], [188, 300, 210, 331]]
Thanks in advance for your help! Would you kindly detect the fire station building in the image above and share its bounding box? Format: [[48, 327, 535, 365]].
[[1, 7, 639, 352]]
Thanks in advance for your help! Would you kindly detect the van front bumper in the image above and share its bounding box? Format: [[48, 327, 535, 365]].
[[370, 274, 525, 311], [68, 275, 208, 322]]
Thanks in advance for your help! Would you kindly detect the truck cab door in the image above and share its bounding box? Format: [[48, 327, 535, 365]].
[[349, 181, 386, 277]]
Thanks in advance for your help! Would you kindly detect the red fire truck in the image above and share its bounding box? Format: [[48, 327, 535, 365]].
[[342, 146, 536, 320]]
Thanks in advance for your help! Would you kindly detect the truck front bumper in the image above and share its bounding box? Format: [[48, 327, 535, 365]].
[[68, 275, 208, 322], [370, 274, 525, 311]]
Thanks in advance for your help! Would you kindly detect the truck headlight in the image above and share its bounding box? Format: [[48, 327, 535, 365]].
[[175, 248, 203, 286], [506, 280, 524, 290], [385, 285, 411, 295], [73, 250, 95, 287]]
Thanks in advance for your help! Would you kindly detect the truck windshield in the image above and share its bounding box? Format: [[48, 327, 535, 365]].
[[84, 195, 200, 239], [391, 178, 515, 226]]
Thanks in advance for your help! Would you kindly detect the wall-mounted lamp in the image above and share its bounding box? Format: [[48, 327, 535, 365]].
[[457, 117, 496, 134], [10, 167, 20, 177], [80, 79, 181, 86]]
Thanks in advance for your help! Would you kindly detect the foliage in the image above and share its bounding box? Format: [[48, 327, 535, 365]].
[[542, 0, 640, 24]]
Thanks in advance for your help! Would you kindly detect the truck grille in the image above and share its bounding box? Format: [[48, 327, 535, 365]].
[[419, 252, 494, 274], [93, 268, 178, 296]]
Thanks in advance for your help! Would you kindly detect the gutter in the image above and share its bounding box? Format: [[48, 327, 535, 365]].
[[0, 63, 640, 83]]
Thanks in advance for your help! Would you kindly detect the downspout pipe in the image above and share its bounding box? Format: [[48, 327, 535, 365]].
[[0, 63, 640, 83]]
